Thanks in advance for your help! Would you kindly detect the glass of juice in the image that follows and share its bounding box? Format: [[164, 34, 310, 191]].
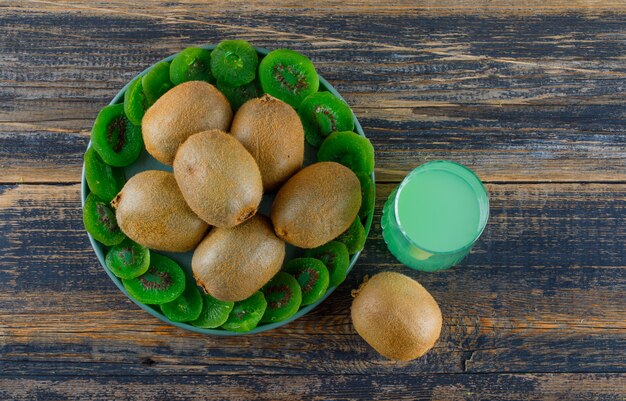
[[381, 160, 489, 272]]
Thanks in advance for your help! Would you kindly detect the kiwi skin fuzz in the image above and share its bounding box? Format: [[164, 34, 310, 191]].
[[192, 215, 286, 302], [351, 272, 442, 362], [142, 81, 233, 165], [173, 129, 263, 228], [230, 94, 304, 192], [111, 170, 208, 252], [270, 161, 361, 248]]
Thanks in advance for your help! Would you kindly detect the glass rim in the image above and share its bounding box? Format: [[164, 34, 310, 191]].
[[393, 160, 490, 255]]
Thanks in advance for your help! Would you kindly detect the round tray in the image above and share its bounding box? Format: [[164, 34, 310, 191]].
[[81, 45, 375, 335]]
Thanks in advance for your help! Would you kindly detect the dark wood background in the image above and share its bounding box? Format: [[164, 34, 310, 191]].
[[1, 1, 625, 400]]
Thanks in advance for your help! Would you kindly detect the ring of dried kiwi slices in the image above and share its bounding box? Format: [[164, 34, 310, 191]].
[[81, 40, 375, 335]]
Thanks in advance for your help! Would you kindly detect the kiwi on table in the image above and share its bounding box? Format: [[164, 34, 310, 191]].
[[211, 40, 258, 86], [191, 293, 234, 328], [317, 131, 375, 176], [111, 170, 208, 252], [192, 215, 285, 302], [105, 238, 150, 279], [124, 76, 151, 126], [83, 193, 125, 246], [357, 172, 375, 220], [260, 272, 302, 324], [161, 279, 204, 322], [142, 61, 173, 104], [217, 79, 261, 112], [91, 104, 143, 167], [122, 252, 186, 305], [270, 162, 361, 248], [351, 272, 442, 361], [336, 217, 366, 255], [169, 47, 215, 85], [298, 91, 354, 148], [173, 130, 263, 228], [258, 49, 319, 109], [84, 146, 125, 203], [142, 81, 232, 165], [284, 258, 330, 306], [230, 94, 304, 191], [303, 241, 350, 288], [221, 291, 267, 333]]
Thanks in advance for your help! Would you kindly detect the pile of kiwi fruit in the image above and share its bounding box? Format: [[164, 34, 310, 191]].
[[83, 40, 376, 333]]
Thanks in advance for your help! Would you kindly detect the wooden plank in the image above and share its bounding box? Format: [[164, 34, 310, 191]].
[[1, 183, 624, 374], [0, 374, 624, 401], [9, 0, 626, 15], [2, 7, 626, 182]]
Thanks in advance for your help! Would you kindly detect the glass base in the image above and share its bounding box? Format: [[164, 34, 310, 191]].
[[381, 188, 472, 272]]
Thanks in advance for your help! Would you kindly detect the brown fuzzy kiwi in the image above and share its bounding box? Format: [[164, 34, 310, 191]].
[[192, 215, 285, 302], [111, 170, 208, 252], [142, 81, 232, 165], [173, 129, 263, 228], [270, 161, 361, 248], [230, 94, 304, 191], [351, 272, 442, 362]]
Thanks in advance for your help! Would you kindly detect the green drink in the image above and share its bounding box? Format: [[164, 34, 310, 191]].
[[382, 161, 489, 272]]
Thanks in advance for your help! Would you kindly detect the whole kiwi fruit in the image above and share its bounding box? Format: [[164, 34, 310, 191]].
[[111, 170, 208, 252], [142, 81, 232, 165], [192, 215, 285, 302], [351, 272, 442, 362], [230, 94, 304, 191], [173, 129, 263, 228], [270, 161, 361, 248]]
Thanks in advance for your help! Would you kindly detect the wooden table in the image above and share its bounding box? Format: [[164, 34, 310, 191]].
[[2, 1, 625, 400]]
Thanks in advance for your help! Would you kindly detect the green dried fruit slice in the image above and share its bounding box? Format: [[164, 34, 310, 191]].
[[83, 193, 125, 246], [221, 291, 267, 333], [304, 241, 350, 287], [258, 49, 319, 109], [211, 40, 258, 86], [91, 104, 143, 167], [84, 146, 125, 202], [285, 258, 329, 306], [122, 253, 185, 305], [317, 131, 375, 176], [105, 238, 149, 279]]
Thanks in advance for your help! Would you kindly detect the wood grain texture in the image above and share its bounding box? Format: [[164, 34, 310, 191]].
[[1, 184, 625, 377], [0, 374, 624, 401], [1, 1, 625, 399], [3, 3, 626, 182]]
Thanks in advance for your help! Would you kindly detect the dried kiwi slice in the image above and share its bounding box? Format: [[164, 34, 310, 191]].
[[84, 146, 125, 202], [317, 131, 375, 176], [304, 241, 350, 287], [285, 258, 330, 306], [191, 293, 234, 328], [357, 172, 375, 220], [217, 79, 261, 111], [83, 193, 125, 246], [124, 77, 151, 126], [169, 47, 215, 85], [337, 218, 366, 255], [260, 272, 302, 324], [258, 49, 319, 109], [91, 104, 143, 167], [221, 291, 267, 333], [105, 238, 149, 279], [161, 280, 203, 322], [298, 92, 354, 147], [142, 61, 173, 104], [122, 253, 185, 305], [211, 40, 258, 86]]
